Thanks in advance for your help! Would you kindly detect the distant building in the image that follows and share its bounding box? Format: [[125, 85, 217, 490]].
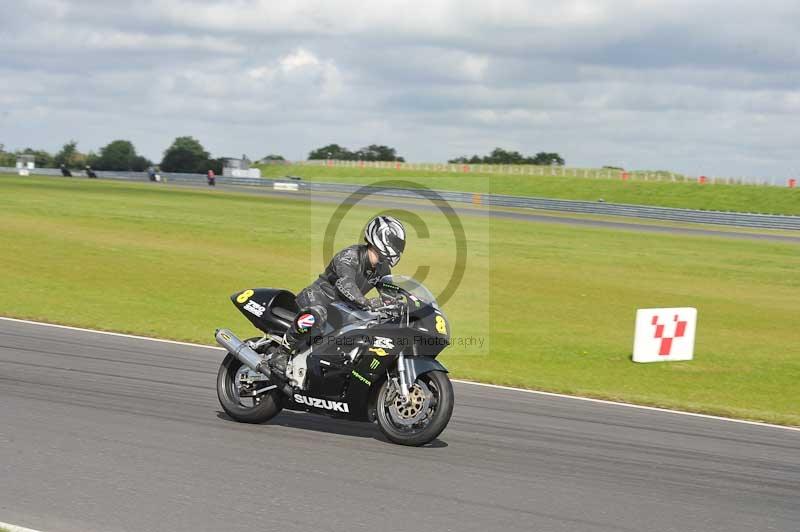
[[221, 157, 248, 173], [222, 157, 260, 178], [16, 154, 35, 176]]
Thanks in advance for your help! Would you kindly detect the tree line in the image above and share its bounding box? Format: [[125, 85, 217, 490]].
[[1, 139, 565, 173], [448, 147, 565, 166], [0, 137, 273, 174], [0, 140, 153, 172], [308, 144, 405, 162], [306, 144, 565, 165]]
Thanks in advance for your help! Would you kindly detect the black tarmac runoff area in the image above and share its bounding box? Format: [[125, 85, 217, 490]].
[[1, 318, 798, 532]]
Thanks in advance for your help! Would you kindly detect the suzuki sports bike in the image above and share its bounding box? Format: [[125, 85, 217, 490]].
[[214, 275, 454, 446]]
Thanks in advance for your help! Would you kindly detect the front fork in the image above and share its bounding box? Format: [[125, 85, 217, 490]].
[[395, 350, 412, 404]]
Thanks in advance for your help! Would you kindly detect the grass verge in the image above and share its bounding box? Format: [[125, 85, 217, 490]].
[[1, 174, 798, 425], [256, 163, 800, 215]]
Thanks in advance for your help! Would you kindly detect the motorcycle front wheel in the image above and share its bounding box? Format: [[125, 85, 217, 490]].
[[217, 353, 284, 423], [376, 370, 453, 446]]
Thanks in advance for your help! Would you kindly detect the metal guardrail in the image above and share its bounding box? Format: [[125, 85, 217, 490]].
[[295, 182, 800, 230], [3, 167, 799, 230]]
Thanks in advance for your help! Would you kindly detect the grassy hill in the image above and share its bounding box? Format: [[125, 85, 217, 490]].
[[256, 163, 800, 216]]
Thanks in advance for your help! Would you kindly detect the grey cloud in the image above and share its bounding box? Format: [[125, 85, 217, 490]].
[[0, 0, 798, 178]]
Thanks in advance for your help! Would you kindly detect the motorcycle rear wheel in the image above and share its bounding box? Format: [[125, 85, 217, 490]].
[[217, 353, 284, 423], [376, 370, 453, 446]]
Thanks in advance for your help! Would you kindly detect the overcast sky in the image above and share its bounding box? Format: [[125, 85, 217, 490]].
[[2, 0, 799, 178]]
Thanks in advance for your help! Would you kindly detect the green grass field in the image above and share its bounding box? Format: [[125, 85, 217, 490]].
[[2, 174, 799, 425], [256, 163, 800, 215]]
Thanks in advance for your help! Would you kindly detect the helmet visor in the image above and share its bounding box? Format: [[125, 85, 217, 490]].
[[383, 232, 404, 266]]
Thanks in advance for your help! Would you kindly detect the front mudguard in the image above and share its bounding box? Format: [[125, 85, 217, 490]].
[[402, 356, 448, 384]]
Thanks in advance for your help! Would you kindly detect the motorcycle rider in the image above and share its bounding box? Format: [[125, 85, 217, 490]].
[[269, 215, 406, 380]]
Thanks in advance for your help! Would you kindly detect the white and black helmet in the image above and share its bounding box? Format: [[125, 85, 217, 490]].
[[364, 216, 406, 267]]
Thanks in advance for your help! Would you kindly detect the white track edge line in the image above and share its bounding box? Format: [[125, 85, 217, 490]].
[[0, 316, 222, 351], [450, 379, 800, 432], [2, 316, 798, 433], [0, 521, 45, 532]]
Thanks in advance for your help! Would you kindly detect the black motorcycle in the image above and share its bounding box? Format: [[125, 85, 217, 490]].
[[214, 275, 454, 446]]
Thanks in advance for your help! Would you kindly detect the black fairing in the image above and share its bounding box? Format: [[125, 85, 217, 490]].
[[233, 278, 451, 421], [408, 305, 450, 357], [231, 288, 298, 334], [284, 301, 450, 420]]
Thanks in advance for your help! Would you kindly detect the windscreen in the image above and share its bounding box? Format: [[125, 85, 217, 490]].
[[378, 275, 438, 307]]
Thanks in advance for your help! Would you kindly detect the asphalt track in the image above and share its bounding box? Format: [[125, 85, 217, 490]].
[[2, 319, 799, 532], [179, 180, 800, 244]]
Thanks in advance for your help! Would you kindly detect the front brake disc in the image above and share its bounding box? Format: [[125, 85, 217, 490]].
[[388, 381, 432, 426]]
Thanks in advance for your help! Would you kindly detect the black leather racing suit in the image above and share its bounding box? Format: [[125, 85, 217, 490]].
[[285, 244, 390, 353], [296, 244, 390, 309]]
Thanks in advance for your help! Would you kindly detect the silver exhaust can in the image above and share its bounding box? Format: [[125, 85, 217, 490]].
[[215, 328, 272, 378]]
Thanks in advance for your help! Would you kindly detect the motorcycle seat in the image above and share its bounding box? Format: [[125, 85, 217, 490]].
[[272, 306, 296, 322]]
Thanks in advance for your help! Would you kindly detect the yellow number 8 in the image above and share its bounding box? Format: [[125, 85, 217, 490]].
[[236, 289, 254, 304], [435, 315, 447, 335]]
